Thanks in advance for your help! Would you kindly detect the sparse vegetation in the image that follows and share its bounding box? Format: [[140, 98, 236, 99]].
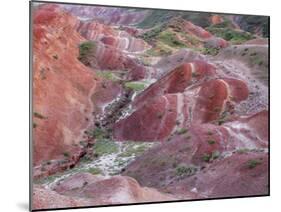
[[202, 153, 212, 162], [96, 71, 119, 81], [158, 31, 187, 48], [157, 112, 163, 119], [87, 167, 102, 175], [146, 44, 172, 56], [175, 164, 197, 177], [246, 159, 262, 169], [63, 152, 70, 158], [93, 139, 119, 157], [206, 27, 254, 44], [201, 47, 220, 56], [207, 140, 216, 145], [202, 151, 220, 162], [85, 128, 107, 139], [177, 128, 188, 135], [137, 10, 173, 29], [124, 81, 146, 91], [118, 143, 148, 158], [207, 130, 213, 135], [217, 111, 229, 125], [78, 41, 97, 60], [139, 24, 167, 42], [33, 112, 47, 119]]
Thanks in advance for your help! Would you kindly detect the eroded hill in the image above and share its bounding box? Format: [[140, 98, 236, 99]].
[[32, 3, 269, 210]]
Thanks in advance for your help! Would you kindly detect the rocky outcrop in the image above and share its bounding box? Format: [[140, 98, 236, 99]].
[[183, 21, 213, 39], [32, 173, 177, 210], [133, 62, 216, 109], [122, 111, 268, 197], [33, 185, 92, 210], [63, 5, 148, 25], [77, 20, 115, 40], [33, 5, 96, 166], [210, 15, 224, 25], [78, 41, 148, 80], [77, 21, 149, 52], [32, 3, 269, 209], [113, 61, 249, 141], [166, 151, 268, 198], [54, 173, 176, 203]]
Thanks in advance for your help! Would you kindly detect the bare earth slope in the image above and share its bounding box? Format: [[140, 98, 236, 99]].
[[32, 3, 269, 210]]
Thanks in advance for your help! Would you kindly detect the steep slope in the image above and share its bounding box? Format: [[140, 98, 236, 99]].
[[63, 5, 148, 25], [33, 173, 177, 210], [32, 3, 269, 208], [32, 5, 97, 170]]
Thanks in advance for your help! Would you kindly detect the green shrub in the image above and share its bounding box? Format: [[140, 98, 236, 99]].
[[202, 151, 220, 162], [246, 159, 262, 169], [202, 153, 211, 162], [33, 112, 46, 119], [207, 140, 216, 145], [175, 164, 197, 177], [78, 41, 97, 59], [63, 152, 70, 157], [177, 128, 188, 135]]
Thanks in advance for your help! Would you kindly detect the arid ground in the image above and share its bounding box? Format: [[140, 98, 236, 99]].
[[32, 3, 269, 210]]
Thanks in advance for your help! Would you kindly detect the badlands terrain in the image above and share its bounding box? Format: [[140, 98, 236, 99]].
[[32, 3, 269, 210]]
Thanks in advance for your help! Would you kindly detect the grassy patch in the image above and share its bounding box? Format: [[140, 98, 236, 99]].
[[86, 167, 102, 175], [146, 43, 172, 56], [206, 27, 254, 44], [158, 31, 187, 48], [93, 139, 119, 157], [118, 144, 147, 158], [124, 81, 146, 92], [96, 71, 119, 81], [85, 128, 107, 139], [140, 24, 167, 42]]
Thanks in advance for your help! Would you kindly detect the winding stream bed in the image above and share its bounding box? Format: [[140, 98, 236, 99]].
[[36, 141, 158, 189]]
